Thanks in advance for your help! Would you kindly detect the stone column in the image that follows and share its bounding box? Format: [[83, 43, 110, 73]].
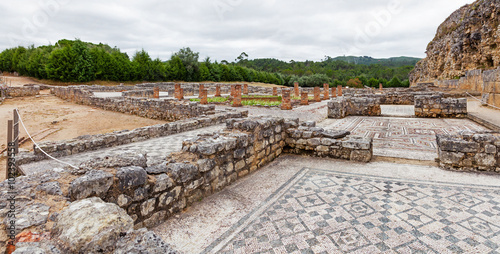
[[231, 85, 236, 98], [337, 85, 343, 96], [243, 84, 249, 95], [379, 83, 383, 91], [233, 85, 242, 107], [281, 89, 292, 110], [273, 87, 278, 96], [175, 84, 184, 100], [323, 83, 329, 99], [199, 84, 205, 98], [153, 86, 160, 99], [215, 85, 221, 97], [294, 82, 300, 97], [300, 91, 309, 105], [314, 87, 321, 102], [200, 89, 208, 105], [331, 87, 337, 98]]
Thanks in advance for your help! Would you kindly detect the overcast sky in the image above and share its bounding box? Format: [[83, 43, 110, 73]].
[[1, 0, 474, 62]]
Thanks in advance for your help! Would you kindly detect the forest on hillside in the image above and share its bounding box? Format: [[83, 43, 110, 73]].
[[0, 39, 416, 88]]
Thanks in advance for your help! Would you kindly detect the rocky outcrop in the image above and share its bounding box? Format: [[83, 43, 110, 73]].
[[410, 0, 500, 83]]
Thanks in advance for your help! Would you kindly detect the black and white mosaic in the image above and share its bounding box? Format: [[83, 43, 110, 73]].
[[205, 168, 500, 253]]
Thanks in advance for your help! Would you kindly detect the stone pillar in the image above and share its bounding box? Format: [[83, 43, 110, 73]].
[[281, 89, 292, 110], [153, 86, 160, 99], [175, 84, 184, 100], [314, 87, 321, 102], [331, 87, 337, 98], [215, 85, 221, 97], [233, 84, 242, 107], [200, 89, 208, 105], [273, 87, 278, 96], [300, 91, 309, 105], [323, 83, 329, 99], [243, 84, 249, 95], [294, 82, 300, 97], [231, 85, 236, 98], [379, 83, 383, 91], [198, 84, 205, 98], [337, 85, 343, 97]]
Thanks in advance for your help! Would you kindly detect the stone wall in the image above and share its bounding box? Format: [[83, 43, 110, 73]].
[[17, 110, 248, 165], [122, 89, 155, 98], [414, 94, 467, 118], [436, 132, 500, 172], [3, 86, 40, 97], [435, 68, 500, 108], [327, 97, 381, 119], [285, 124, 373, 162], [52, 86, 216, 121]]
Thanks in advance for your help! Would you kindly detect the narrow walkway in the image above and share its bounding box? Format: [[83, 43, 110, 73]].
[[153, 155, 500, 253], [21, 125, 223, 174], [468, 100, 500, 131]]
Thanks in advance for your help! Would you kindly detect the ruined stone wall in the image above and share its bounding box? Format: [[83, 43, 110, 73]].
[[284, 124, 372, 162], [437, 132, 500, 172], [52, 86, 215, 121], [414, 95, 467, 118], [3, 86, 40, 97], [16, 110, 248, 165], [122, 89, 155, 98], [327, 97, 381, 119]]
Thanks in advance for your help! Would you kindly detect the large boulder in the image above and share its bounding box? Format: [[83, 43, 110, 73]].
[[52, 197, 133, 253]]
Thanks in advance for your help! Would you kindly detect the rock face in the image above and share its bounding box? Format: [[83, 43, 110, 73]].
[[52, 197, 134, 253], [410, 0, 500, 83]]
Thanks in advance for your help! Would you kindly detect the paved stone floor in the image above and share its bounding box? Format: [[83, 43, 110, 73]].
[[21, 124, 224, 174], [153, 155, 500, 254], [319, 117, 490, 161]]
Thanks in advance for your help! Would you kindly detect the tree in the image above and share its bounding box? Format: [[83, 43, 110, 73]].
[[368, 77, 379, 87], [387, 77, 402, 87], [172, 47, 199, 81], [346, 78, 363, 88]]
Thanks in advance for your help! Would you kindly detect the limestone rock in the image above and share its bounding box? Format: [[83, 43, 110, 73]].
[[36, 182, 62, 196], [52, 197, 133, 253], [79, 152, 148, 171], [5, 203, 50, 234], [69, 170, 114, 200], [167, 163, 198, 184], [117, 166, 147, 191]]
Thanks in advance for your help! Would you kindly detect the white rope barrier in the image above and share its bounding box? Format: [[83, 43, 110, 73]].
[[15, 109, 79, 170], [466, 92, 500, 110]]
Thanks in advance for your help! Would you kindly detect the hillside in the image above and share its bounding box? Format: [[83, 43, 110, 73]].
[[410, 0, 500, 83], [331, 56, 421, 67]]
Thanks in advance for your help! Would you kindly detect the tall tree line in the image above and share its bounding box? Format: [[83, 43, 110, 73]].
[[0, 39, 415, 87]]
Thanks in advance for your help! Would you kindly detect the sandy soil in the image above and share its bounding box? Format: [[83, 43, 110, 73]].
[[0, 92, 166, 181], [0, 75, 42, 87]]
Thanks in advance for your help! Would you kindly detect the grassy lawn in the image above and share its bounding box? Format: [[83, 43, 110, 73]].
[[240, 100, 281, 107], [190, 97, 228, 103]]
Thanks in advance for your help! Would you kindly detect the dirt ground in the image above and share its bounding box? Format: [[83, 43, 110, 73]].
[[0, 92, 166, 181]]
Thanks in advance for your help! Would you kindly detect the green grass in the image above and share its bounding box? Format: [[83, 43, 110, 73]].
[[190, 97, 228, 103], [292, 96, 314, 100], [241, 100, 282, 107], [242, 95, 281, 99]]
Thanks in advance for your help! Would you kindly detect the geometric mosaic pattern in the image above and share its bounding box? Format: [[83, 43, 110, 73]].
[[320, 117, 490, 161], [204, 168, 500, 253]]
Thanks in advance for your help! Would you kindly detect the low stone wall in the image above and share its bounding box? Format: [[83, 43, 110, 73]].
[[436, 132, 500, 172], [122, 89, 155, 98], [52, 86, 215, 121], [17, 110, 248, 165], [328, 97, 381, 118], [285, 125, 373, 162], [415, 95, 467, 118], [3, 86, 40, 97]]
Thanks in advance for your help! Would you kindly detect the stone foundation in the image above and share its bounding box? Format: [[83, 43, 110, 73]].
[[122, 89, 155, 98], [328, 97, 381, 118], [52, 86, 215, 122], [2, 86, 40, 97], [437, 132, 500, 172], [415, 95, 467, 118]]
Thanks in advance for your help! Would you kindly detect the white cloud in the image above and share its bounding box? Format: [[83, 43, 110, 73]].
[[0, 0, 475, 62]]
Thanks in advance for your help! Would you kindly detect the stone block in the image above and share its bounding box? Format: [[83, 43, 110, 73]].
[[117, 166, 147, 191], [69, 170, 114, 201]]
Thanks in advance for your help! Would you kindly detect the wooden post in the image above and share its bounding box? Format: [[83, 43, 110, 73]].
[[6, 120, 12, 179], [13, 110, 18, 154]]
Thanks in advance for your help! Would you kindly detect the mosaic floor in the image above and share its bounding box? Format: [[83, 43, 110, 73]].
[[319, 117, 490, 161], [204, 168, 500, 254]]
